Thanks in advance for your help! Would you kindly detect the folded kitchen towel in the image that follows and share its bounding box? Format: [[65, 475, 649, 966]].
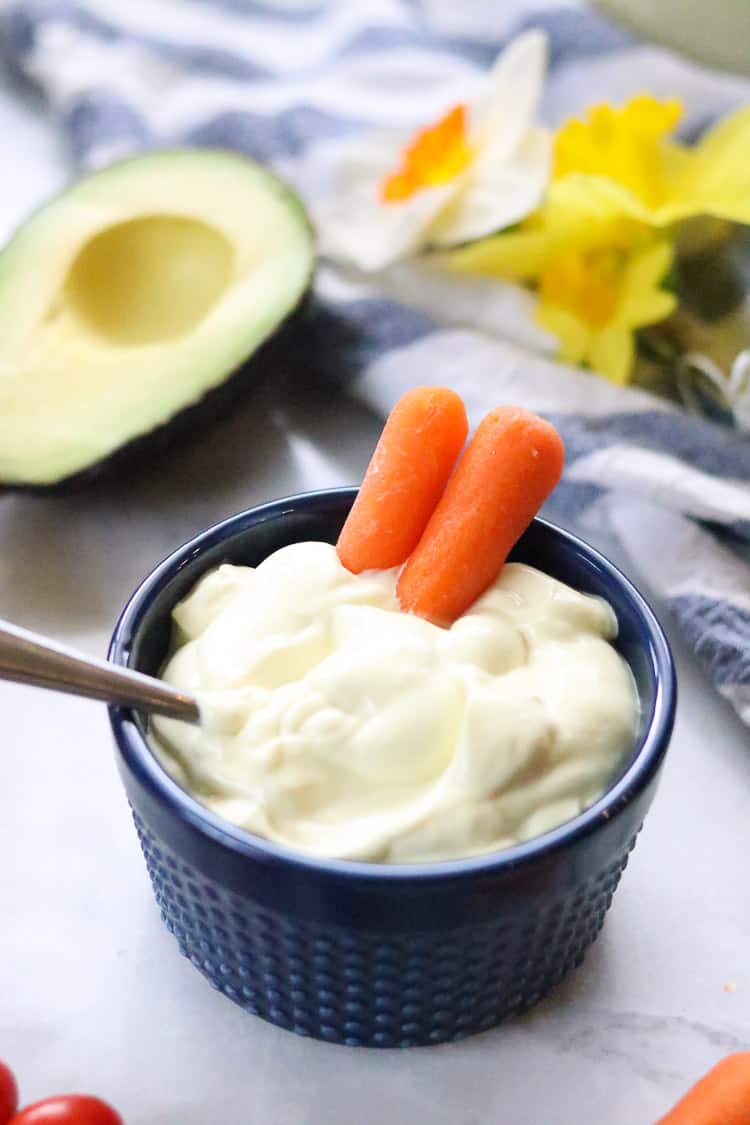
[[2, 0, 750, 726]]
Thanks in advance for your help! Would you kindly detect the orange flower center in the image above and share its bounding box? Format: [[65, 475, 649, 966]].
[[380, 104, 473, 204]]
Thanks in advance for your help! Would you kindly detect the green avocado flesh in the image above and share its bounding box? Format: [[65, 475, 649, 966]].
[[0, 149, 314, 487]]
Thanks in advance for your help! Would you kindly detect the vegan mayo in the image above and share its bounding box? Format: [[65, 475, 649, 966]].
[[152, 541, 637, 863]]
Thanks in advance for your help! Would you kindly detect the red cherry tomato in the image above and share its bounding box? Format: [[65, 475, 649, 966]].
[[0, 1062, 18, 1124], [9, 1096, 122, 1125]]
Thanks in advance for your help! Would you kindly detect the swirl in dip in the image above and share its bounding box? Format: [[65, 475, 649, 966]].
[[152, 541, 638, 864]]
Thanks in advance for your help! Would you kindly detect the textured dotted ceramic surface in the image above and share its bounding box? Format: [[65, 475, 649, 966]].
[[133, 809, 637, 1046], [110, 490, 675, 1049]]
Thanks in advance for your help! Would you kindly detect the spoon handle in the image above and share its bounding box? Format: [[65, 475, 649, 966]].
[[0, 618, 200, 723]]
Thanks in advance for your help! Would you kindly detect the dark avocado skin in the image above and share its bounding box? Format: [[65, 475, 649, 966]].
[[7, 281, 314, 495]]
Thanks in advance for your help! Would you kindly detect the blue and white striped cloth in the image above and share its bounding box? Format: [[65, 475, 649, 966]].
[[3, 0, 750, 727]]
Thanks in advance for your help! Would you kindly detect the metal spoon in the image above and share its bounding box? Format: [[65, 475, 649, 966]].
[[0, 618, 200, 723]]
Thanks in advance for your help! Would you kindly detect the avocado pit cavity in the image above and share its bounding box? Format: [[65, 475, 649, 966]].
[[64, 216, 235, 346]]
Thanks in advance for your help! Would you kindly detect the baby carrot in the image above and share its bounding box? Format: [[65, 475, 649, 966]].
[[336, 386, 468, 573], [656, 1052, 750, 1125], [397, 406, 564, 626]]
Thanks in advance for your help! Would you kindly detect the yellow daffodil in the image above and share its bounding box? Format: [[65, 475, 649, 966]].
[[550, 95, 750, 228], [315, 31, 552, 271], [536, 240, 677, 384], [553, 94, 685, 208], [449, 94, 750, 277], [446, 206, 652, 281], [447, 93, 750, 384]]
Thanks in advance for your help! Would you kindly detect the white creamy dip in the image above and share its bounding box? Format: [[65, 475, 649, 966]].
[[152, 541, 638, 864]]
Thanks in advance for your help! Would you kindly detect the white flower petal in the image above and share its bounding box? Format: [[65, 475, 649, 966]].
[[313, 29, 550, 269], [320, 129, 413, 195], [470, 29, 548, 161], [313, 124, 461, 270], [428, 126, 551, 247], [316, 179, 458, 271]]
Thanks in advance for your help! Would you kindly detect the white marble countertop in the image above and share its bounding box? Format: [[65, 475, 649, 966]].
[[1, 80, 749, 1125]]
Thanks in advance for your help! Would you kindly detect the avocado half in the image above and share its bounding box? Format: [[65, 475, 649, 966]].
[[0, 149, 314, 489]]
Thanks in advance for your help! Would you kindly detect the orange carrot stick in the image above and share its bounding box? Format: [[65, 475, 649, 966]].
[[656, 1053, 750, 1125], [336, 386, 468, 573], [397, 406, 564, 625]]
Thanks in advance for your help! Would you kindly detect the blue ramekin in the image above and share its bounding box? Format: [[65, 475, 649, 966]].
[[108, 488, 676, 1047]]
